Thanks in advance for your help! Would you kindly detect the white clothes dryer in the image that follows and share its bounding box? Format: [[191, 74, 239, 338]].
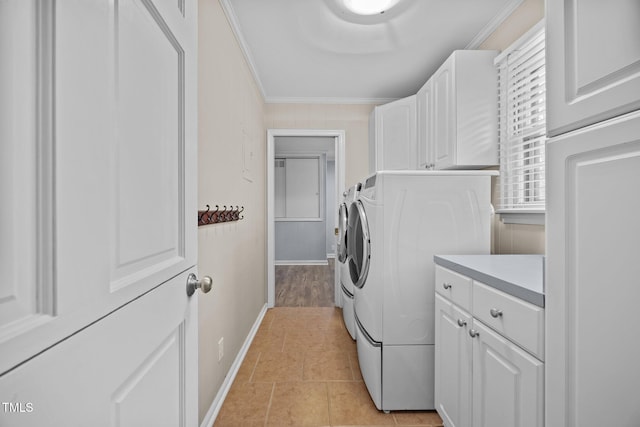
[[347, 170, 497, 411], [337, 183, 360, 340]]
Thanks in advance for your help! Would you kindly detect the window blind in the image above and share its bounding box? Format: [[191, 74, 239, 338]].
[[496, 23, 546, 212]]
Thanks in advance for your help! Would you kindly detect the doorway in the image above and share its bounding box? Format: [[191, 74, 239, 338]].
[[267, 129, 346, 307]]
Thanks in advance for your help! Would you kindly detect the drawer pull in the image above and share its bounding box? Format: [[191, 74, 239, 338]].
[[490, 308, 503, 318], [442, 282, 452, 290], [457, 319, 467, 327], [469, 329, 480, 338]]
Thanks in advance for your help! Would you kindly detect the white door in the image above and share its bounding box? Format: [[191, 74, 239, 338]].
[[0, 0, 200, 425]]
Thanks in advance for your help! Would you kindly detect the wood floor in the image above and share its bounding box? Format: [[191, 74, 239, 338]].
[[275, 259, 335, 307]]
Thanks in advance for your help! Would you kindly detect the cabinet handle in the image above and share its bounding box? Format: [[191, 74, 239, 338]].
[[469, 329, 480, 338], [490, 308, 503, 318], [457, 319, 467, 327], [442, 283, 452, 290]]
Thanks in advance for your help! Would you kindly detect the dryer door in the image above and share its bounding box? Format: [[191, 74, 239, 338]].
[[336, 202, 348, 263], [347, 200, 370, 289]]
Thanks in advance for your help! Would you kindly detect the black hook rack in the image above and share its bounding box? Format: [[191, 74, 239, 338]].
[[198, 204, 244, 226]]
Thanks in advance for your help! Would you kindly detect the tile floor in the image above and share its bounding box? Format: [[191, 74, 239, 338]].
[[213, 307, 443, 427]]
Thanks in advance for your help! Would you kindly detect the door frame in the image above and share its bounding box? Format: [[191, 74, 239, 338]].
[[266, 129, 346, 307]]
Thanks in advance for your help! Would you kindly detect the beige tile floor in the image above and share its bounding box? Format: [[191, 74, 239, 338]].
[[213, 307, 443, 427]]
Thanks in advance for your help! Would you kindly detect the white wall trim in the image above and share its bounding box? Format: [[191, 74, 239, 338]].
[[199, 303, 268, 427], [267, 129, 346, 308], [465, 0, 525, 49]]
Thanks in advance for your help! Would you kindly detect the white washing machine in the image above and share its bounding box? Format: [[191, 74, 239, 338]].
[[347, 170, 497, 411], [337, 183, 360, 340]]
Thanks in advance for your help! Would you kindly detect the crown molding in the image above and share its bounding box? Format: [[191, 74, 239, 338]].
[[265, 96, 394, 105], [465, 0, 525, 49], [219, 0, 267, 101]]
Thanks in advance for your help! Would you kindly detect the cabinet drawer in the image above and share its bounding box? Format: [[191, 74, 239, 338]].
[[435, 265, 472, 311], [472, 281, 544, 360]]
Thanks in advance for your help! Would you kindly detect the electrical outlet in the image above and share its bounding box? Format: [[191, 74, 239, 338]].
[[218, 337, 224, 362]]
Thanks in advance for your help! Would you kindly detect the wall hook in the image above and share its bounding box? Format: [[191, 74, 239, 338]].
[[197, 204, 246, 226]]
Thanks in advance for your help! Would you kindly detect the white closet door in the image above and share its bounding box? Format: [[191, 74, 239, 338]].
[[285, 157, 320, 218]]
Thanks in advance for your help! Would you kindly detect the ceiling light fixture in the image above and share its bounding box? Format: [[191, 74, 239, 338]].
[[342, 0, 401, 15]]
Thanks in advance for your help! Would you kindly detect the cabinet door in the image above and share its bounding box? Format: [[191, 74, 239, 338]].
[[546, 111, 640, 427], [435, 294, 472, 427], [417, 79, 434, 169], [471, 321, 544, 427], [433, 58, 454, 169], [546, 0, 640, 136], [375, 95, 417, 170]]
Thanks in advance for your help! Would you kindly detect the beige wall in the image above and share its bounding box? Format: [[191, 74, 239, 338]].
[[481, 0, 546, 255], [198, 0, 266, 422], [265, 103, 375, 188]]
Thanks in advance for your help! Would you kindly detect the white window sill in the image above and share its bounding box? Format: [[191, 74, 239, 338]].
[[497, 211, 545, 225]]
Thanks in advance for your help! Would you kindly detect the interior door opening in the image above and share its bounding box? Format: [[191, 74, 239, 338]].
[[267, 130, 346, 308]]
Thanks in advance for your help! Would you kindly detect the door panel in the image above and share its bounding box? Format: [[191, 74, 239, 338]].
[[0, 0, 53, 339], [546, 0, 640, 136], [546, 111, 640, 427], [417, 80, 433, 169], [472, 321, 544, 427], [434, 295, 472, 427], [377, 95, 417, 170], [0, 270, 197, 427], [110, 0, 185, 291], [434, 64, 453, 168]]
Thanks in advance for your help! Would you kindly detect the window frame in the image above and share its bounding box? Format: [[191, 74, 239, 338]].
[[495, 20, 546, 225]]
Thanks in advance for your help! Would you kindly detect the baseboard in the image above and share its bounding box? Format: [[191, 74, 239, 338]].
[[275, 260, 328, 266], [199, 303, 268, 427]]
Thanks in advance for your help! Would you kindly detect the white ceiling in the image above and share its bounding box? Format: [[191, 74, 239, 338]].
[[221, 0, 523, 104]]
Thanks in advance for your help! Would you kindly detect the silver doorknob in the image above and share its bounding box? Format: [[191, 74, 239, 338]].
[[442, 282, 452, 290], [469, 329, 480, 338], [457, 319, 467, 327], [186, 273, 213, 296]]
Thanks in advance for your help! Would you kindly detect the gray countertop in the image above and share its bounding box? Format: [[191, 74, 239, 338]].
[[434, 254, 545, 307]]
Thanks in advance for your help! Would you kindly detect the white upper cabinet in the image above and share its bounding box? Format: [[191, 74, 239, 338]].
[[372, 50, 498, 172], [546, 0, 640, 136], [369, 95, 417, 172], [417, 79, 434, 169], [427, 50, 499, 170]]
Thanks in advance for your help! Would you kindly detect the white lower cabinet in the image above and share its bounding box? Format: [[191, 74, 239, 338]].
[[435, 272, 544, 427], [472, 320, 544, 427], [435, 294, 472, 427]]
